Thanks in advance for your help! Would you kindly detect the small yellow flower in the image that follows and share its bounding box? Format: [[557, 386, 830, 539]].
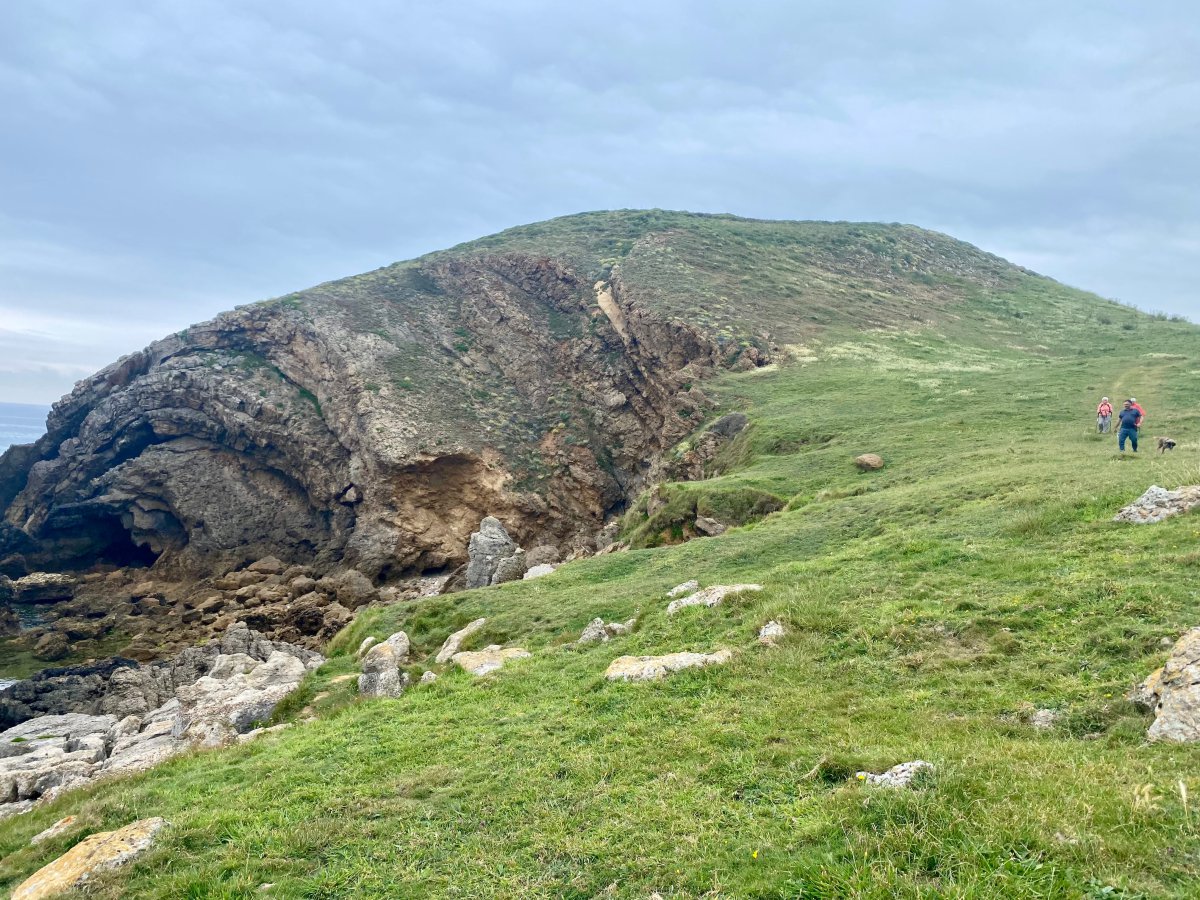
[[752, 850, 759, 859]]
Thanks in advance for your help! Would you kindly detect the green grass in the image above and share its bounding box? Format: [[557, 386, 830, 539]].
[[5, 225, 1200, 896]]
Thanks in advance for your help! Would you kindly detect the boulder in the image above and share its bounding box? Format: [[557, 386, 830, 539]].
[[420, 671, 438, 684], [667, 580, 699, 598], [1114, 485, 1200, 525], [247, 556, 286, 575], [451, 646, 531, 676], [666, 584, 762, 615], [854, 453, 885, 471], [465, 517, 520, 589], [358, 632, 412, 698], [604, 650, 732, 682], [577, 617, 637, 644], [708, 412, 748, 438], [11, 816, 167, 900], [12, 573, 75, 604], [758, 620, 785, 647], [855, 761, 933, 788], [523, 564, 557, 580], [356, 636, 378, 658], [32, 632, 70, 662], [1133, 627, 1200, 741], [693, 516, 727, 537], [491, 548, 527, 585], [435, 618, 487, 664]]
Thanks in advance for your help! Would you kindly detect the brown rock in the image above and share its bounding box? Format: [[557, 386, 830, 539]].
[[854, 453, 885, 471], [33, 632, 71, 661], [11, 817, 167, 900]]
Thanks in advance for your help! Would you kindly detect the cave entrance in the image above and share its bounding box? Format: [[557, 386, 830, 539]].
[[97, 521, 161, 568]]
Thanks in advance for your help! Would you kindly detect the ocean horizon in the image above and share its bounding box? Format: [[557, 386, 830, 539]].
[[0, 401, 50, 453]]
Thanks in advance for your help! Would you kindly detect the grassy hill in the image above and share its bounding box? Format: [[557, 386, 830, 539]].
[[4, 216, 1200, 897]]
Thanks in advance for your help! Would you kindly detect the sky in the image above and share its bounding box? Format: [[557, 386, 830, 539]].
[[1, 1, 1198, 404]]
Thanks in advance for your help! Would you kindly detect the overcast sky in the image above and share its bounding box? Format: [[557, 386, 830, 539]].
[[2, 1, 1198, 404]]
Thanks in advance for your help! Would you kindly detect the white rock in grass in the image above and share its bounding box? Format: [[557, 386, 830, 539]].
[[30, 815, 77, 846], [1030, 708, 1059, 730], [604, 650, 732, 682], [758, 620, 785, 647], [667, 580, 699, 598], [420, 671, 438, 684], [435, 618, 487, 663], [855, 760, 934, 788], [452, 647, 531, 676], [11, 816, 167, 900], [523, 564, 557, 580], [667, 584, 762, 615], [577, 617, 637, 644], [355, 636, 377, 658]]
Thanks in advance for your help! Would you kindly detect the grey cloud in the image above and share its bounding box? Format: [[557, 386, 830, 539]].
[[1, 0, 1198, 402]]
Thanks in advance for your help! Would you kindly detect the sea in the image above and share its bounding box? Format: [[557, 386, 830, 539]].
[[1, 403, 50, 690], [0, 401, 50, 454]]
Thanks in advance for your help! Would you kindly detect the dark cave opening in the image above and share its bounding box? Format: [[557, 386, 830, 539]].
[[97, 522, 161, 569]]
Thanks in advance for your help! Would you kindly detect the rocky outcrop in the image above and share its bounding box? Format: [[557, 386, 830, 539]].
[[0, 247, 735, 587], [0, 628, 318, 812], [604, 649, 732, 682], [0, 622, 320, 729], [1113, 485, 1200, 524], [358, 632, 411, 698], [1131, 627, 1200, 741], [666, 583, 762, 615], [11, 573, 74, 604], [11, 817, 167, 900], [465, 517, 522, 588]]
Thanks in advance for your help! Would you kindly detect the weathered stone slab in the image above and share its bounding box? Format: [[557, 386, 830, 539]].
[[604, 650, 732, 682], [12, 816, 167, 900]]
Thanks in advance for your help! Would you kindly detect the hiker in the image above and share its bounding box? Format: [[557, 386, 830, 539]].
[[1117, 400, 1142, 452], [1129, 397, 1145, 428], [1096, 397, 1113, 433]]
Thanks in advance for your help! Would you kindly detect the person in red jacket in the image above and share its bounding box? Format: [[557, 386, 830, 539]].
[[1129, 398, 1145, 429], [1096, 397, 1113, 433]]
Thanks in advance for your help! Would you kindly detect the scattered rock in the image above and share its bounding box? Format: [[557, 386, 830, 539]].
[[0, 626, 320, 811], [1030, 708, 1059, 730], [31, 815, 78, 845], [452, 646, 531, 676], [855, 760, 933, 788], [758, 620, 785, 647], [11, 816, 167, 900], [523, 563, 557, 580], [358, 632, 411, 698], [356, 636, 378, 659], [32, 632, 71, 662], [667, 580, 699, 598], [604, 650, 732, 682], [435, 618, 487, 664], [854, 453, 885, 471], [465, 517, 520, 589], [1113, 485, 1200, 524], [247, 556, 286, 575], [1133, 627, 1200, 741], [667, 583, 762, 615], [693, 516, 727, 537], [420, 671, 438, 684], [12, 573, 75, 605], [577, 617, 637, 644]]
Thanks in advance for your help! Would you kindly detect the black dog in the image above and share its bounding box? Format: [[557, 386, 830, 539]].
[[1157, 437, 1177, 454]]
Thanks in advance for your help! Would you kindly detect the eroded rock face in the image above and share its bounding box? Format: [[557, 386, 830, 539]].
[[0, 251, 732, 585]]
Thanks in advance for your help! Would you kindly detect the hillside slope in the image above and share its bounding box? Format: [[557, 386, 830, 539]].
[[0, 211, 1105, 587], [3, 215, 1200, 896]]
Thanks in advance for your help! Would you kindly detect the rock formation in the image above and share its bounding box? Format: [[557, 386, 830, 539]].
[[604, 649, 732, 682], [0, 625, 319, 814], [11, 817, 167, 900], [666, 583, 763, 615], [358, 631, 411, 698], [451, 646, 531, 676], [1113, 485, 1200, 524], [1131, 627, 1200, 741]]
